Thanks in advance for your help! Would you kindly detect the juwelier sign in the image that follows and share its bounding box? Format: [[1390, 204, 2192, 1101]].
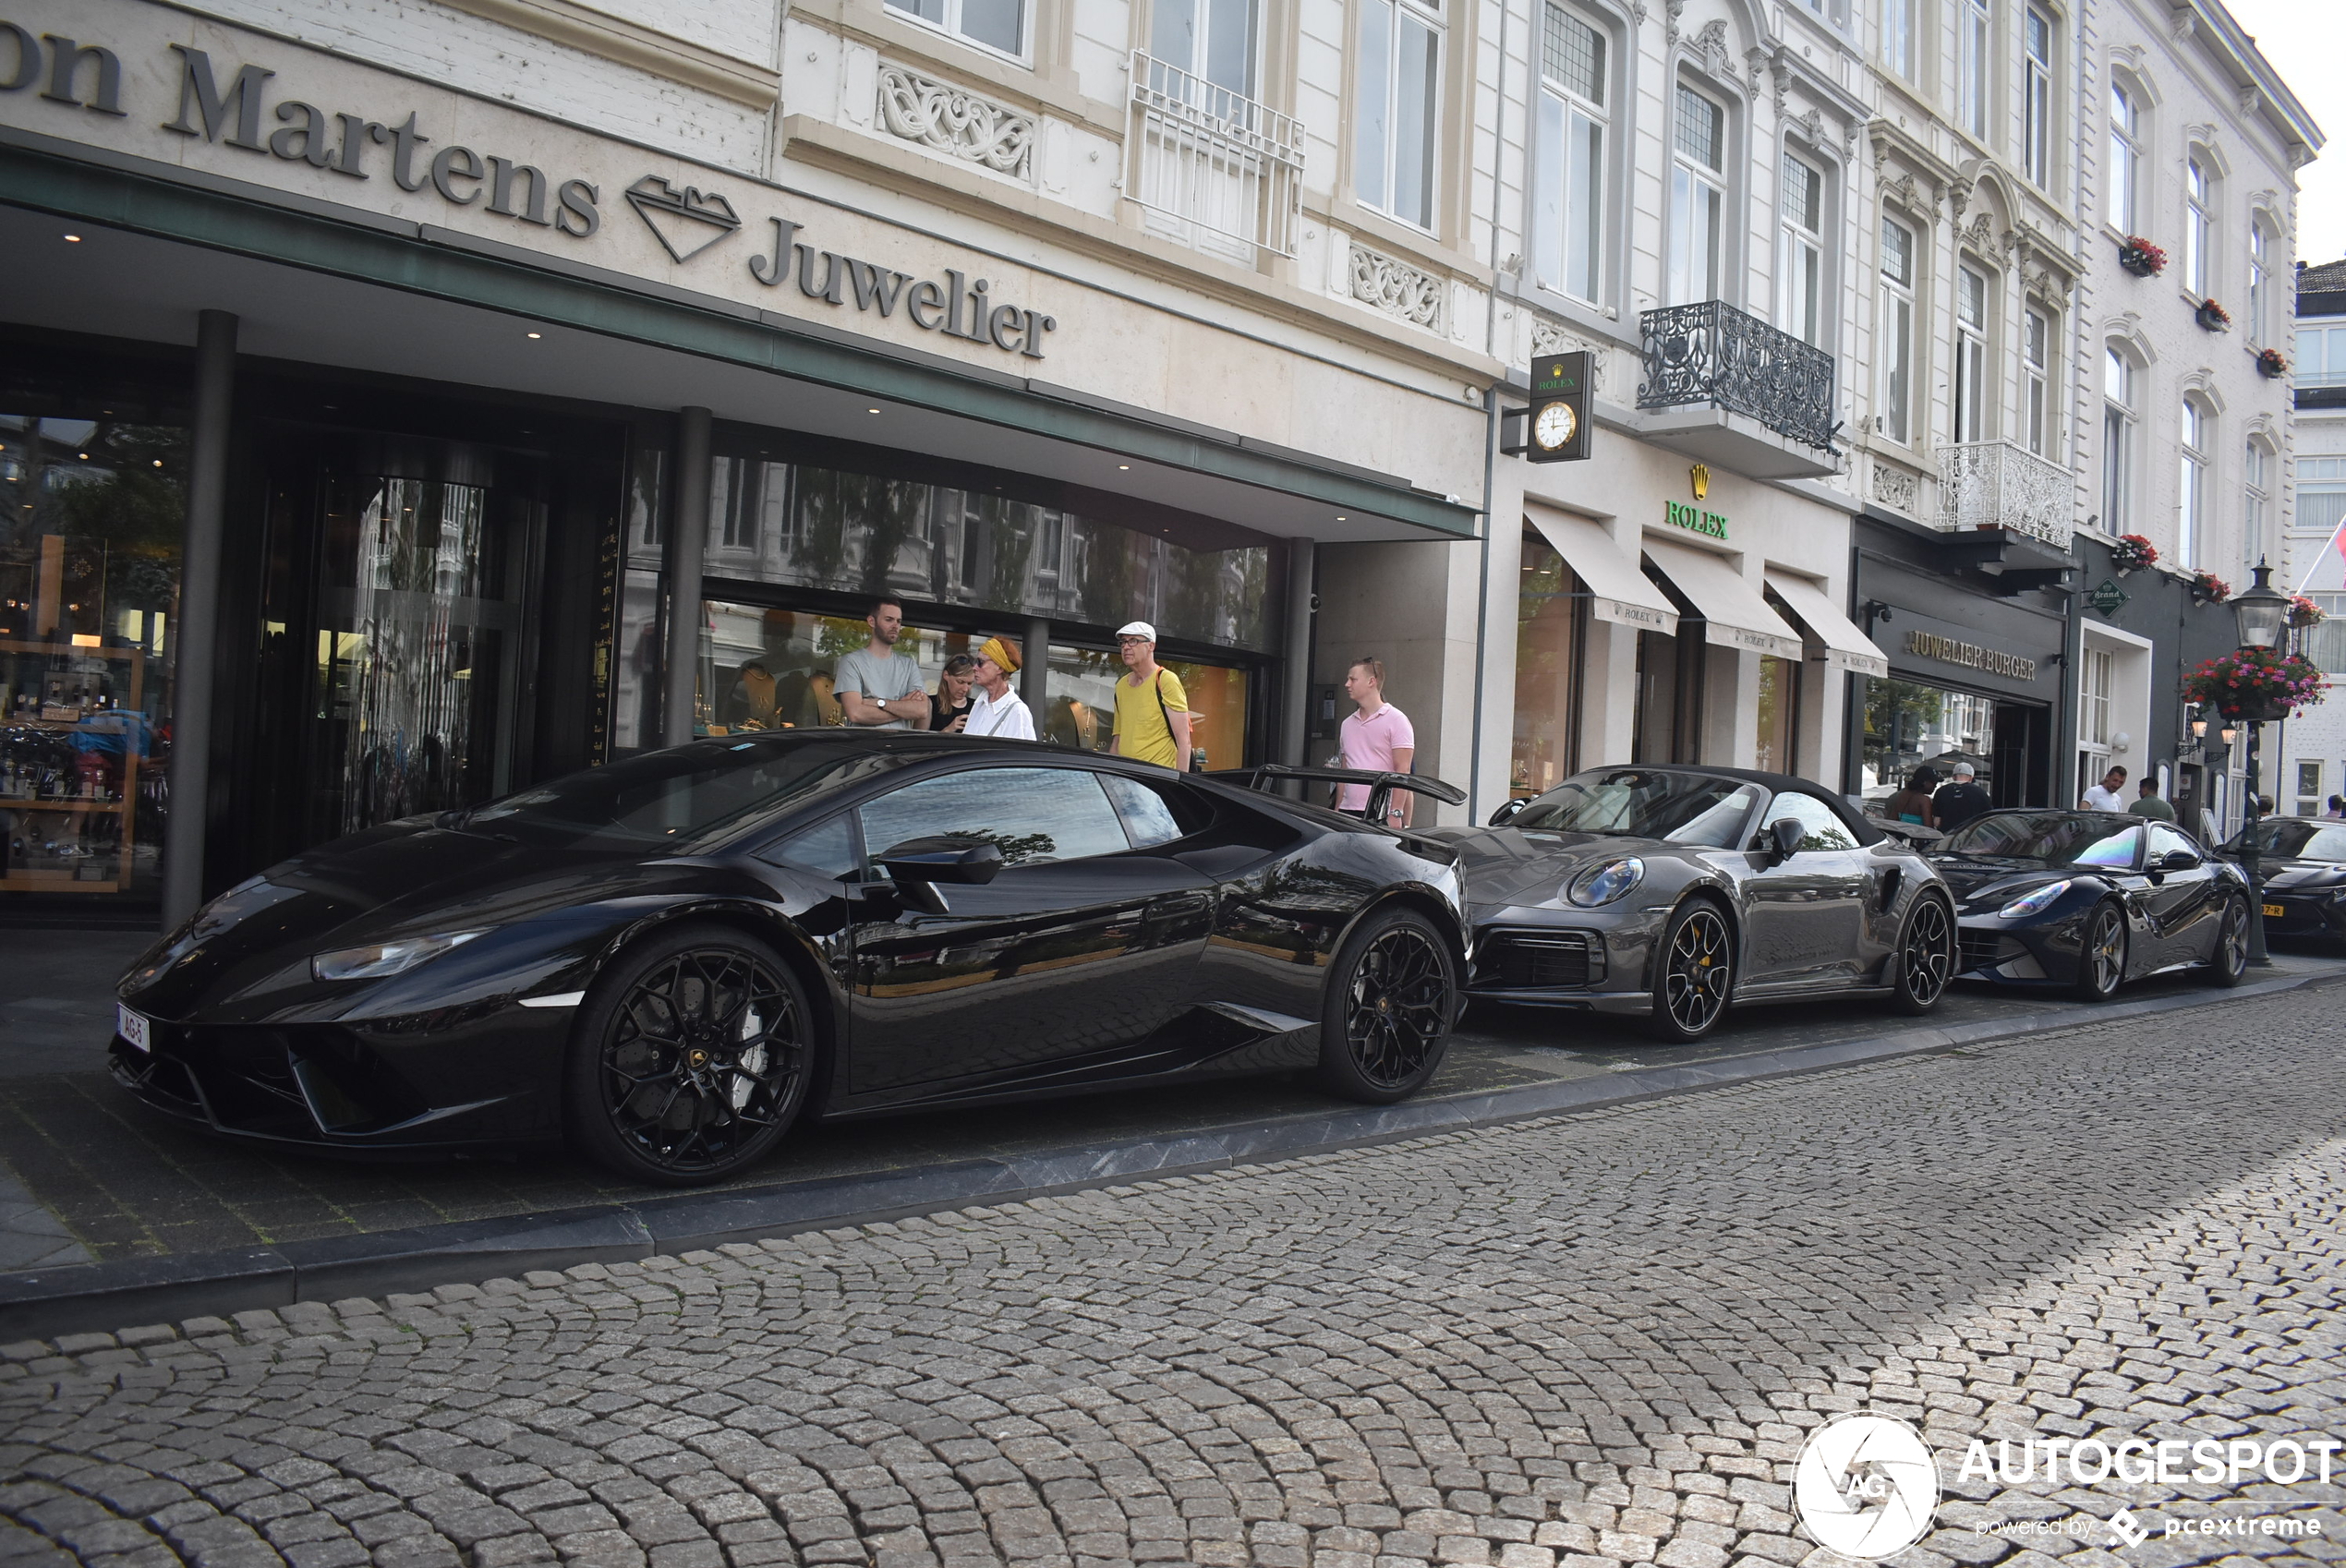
[[0, 14, 1059, 358]]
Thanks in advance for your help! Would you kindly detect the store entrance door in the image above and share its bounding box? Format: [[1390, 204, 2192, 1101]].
[[253, 435, 541, 862]]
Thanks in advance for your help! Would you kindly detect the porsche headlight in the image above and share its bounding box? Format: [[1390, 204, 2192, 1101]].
[[1566, 858, 1645, 908], [312, 930, 487, 983], [1997, 881, 2071, 918]]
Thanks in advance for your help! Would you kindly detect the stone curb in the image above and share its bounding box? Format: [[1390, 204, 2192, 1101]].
[[1, 966, 2329, 1341]]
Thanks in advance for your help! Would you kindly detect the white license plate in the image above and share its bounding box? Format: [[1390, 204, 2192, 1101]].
[[116, 1004, 151, 1053]]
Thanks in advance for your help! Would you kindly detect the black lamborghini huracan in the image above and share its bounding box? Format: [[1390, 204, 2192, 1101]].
[[111, 734, 1467, 1185]]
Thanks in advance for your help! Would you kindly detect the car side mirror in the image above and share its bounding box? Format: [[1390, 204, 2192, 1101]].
[[1769, 818, 1805, 862], [1488, 799, 1528, 826], [2157, 848, 2201, 873], [877, 837, 1004, 886]]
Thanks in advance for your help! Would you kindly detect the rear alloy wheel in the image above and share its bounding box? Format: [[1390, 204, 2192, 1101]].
[[568, 924, 811, 1186], [1644, 899, 1735, 1043], [1887, 895, 1955, 1015], [1317, 909, 1457, 1104], [2200, 895, 2249, 987], [2072, 902, 2128, 1003]]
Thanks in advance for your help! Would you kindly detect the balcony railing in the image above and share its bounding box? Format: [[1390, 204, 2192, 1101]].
[[1128, 51, 1304, 259], [1637, 301, 1837, 452], [1939, 440, 2073, 546]]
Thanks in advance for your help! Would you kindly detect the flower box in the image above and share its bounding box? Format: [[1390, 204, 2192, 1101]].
[[2258, 347, 2290, 379], [2118, 236, 2167, 277], [2196, 298, 2231, 332], [2183, 647, 2326, 722], [2191, 570, 2232, 604], [2110, 534, 2158, 574]]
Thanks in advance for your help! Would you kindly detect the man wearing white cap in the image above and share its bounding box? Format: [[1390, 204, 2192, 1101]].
[[965, 635, 1036, 741], [1109, 621, 1190, 770]]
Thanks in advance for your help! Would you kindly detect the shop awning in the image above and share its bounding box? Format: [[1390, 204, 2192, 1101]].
[[1526, 507, 1679, 634], [1640, 536, 1805, 660], [1763, 569, 1891, 679]]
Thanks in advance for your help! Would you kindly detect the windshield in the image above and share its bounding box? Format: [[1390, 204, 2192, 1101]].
[[1941, 812, 2141, 867], [1512, 771, 1763, 849], [2233, 819, 2346, 862], [464, 736, 896, 850]]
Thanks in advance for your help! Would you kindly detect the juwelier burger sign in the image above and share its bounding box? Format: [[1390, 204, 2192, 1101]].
[[0, 9, 1060, 358]]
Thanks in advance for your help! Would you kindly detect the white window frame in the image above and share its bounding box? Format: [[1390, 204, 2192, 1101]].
[[2185, 154, 2215, 298], [2179, 397, 2209, 571], [2025, 305, 2056, 458], [2248, 221, 2272, 344], [1356, 0, 1445, 232], [2023, 6, 2054, 188], [2244, 440, 2270, 568], [2306, 327, 2346, 389], [1151, 0, 1262, 94], [1878, 216, 1917, 444], [1667, 82, 1729, 305], [2082, 645, 2112, 752], [1882, 0, 1917, 82], [2109, 79, 2142, 234], [1530, 2, 1610, 304], [889, 0, 1033, 64], [1779, 150, 1827, 347], [1953, 265, 1991, 442], [1956, 0, 1990, 141], [2101, 346, 2134, 534]]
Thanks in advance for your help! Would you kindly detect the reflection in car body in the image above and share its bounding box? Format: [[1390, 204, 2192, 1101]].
[[110, 733, 1467, 1185], [1426, 766, 1956, 1041], [1931, 810, 2251, 999]]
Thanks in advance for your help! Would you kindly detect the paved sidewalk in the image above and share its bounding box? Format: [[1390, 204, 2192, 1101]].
[[1, 971, 2340, 1568]]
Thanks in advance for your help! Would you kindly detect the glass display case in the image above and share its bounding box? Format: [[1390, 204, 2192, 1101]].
[[0, 639, 156, 892]]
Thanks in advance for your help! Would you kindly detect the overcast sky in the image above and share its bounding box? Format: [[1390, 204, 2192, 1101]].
[[2220, 0, 2343, 263]]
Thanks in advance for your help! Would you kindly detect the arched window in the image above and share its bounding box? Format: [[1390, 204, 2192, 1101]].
[[1953, 264, 1992, 442], [2025, 304, 2058, 459], [2101, 345, 2135, 533], [1530, 3, 1612, 303], [1878, 217, 1917, 443], [2178, 396, 2210, 569], [2185, 154, 2216, 297], [2108, 79, 2143, 233], [1667, 82, 1728, 304]]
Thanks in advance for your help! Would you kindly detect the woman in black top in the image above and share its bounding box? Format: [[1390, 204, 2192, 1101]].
[[929, 655, 977, 731]]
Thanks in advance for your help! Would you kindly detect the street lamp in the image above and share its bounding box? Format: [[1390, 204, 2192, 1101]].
[[2231, 560, 2293, 965]]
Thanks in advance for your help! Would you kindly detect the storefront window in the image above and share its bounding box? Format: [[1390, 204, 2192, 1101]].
[[1860, 677, 1999, 808], [1755, 656, 1798, 774], [1043, 645, 1252, 771], [1, 414, 185, 900], [1512, 532, 1580, 797]]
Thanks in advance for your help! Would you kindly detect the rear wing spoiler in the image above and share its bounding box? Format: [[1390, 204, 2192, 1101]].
[[1208, 764, 1467, 824]]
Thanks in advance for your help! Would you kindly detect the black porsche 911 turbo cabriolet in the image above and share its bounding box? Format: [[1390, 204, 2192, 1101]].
[[110, 734, 1468, 1185], [1430, 766, 1957, 1041], [1934, 810, 2250, 998]]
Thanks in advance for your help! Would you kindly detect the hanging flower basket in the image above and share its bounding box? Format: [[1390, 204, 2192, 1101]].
[[2183, 647, 2326, 723], [2110, 534, 2158, 574], [2257, 346, 2290, 379], [2118, 236, 2168, 277], [2191, 569, 2232, 604], [2195, 298, 2232, 332], [2291, 595, 2327, 630]]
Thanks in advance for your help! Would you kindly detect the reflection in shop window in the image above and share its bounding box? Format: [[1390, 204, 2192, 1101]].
[[1755, 656, 1798, 775], [0, 413, 186, 900], [1860, 677, 1999, 810], [1043, 644, 1251, 772], [1512, 531, 1580, 797]]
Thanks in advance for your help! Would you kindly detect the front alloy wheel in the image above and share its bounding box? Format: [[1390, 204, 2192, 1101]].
[[1317, 909, 1457, 1103], [1887, 896, 1954, 1015], [1645, 899, 1734, 1042], [569, 926, 809, 1185], [2200, 895, 2248, 987], [2072, 902, 2128, 1003]]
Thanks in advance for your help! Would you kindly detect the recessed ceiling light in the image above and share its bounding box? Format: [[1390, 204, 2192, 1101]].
[[62, 234, 80, 243], [1335, 514, 1348, 522], [1118, 464, 1131, 470], [526, 332, 542, 339], [867, 407, 881, 414]]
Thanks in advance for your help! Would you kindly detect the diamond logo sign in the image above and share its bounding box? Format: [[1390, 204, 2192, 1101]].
[[2108, 1509, 2150, 1549], [625, 176, 743, 262]]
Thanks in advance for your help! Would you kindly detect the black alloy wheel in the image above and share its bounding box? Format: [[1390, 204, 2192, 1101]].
[[567, 924, 811, 1186], [1317, 908, 1457, 1103], [1887, 895, 1955, 1015], [2072, 901, 2128, 1003], [2199, 895, 2249, 987], [1644, 899, 1735, 1042]]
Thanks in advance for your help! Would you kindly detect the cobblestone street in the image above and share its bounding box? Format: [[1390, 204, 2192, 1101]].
[[2, 983, 2340, 1568]]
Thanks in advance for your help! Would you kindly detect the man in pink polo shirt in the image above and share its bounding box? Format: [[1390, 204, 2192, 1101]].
[[1335, 657, 1417, 826]]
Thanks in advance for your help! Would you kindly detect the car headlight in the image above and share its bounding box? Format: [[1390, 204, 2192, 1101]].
[[1566, 857, 1645, 908], [312, 930, 487, 983], [1997, 881, 2071, 918]]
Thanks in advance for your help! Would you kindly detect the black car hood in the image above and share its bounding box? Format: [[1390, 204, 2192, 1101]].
[[1929, 853, 2087, 904], [1424, 826, 1698, 909], [2261, 858, 2346, 892], [122, 817, 666, 1016]]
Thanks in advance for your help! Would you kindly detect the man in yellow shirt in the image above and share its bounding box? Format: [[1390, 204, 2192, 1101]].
[[1108, 621, 1190, 770]]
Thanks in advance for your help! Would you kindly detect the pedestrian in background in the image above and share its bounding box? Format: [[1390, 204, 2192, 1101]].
[[2327, 794, 2346, 820], [1335, 657, 1415, 827], [2081, 765, 2129, 812], [1930, 762, 1991, 834], [1886, 767, 1938, 827], [965, 637, 1035, 740], [1108, 621, 1190, 770], [836, 597, 928, 730], [2127, 777, 2176, 821], [928, 655, 977, 731]]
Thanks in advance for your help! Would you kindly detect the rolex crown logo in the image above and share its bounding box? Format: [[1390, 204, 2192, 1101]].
[[1691, 464, 1711, 501]]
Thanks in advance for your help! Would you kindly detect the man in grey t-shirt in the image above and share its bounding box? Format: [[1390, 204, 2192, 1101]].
[[836, 596, 926, 730]]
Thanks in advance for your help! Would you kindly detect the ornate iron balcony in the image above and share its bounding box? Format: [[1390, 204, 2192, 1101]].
[[1938, 440, 2073, 547], [1637, 301, 1837, 452]]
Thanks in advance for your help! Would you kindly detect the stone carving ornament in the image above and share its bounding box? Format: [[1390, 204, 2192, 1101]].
[[877, 64, 1035, 180], [1349, 244, 1445, 332], [1873, 462, 1919, 512]]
